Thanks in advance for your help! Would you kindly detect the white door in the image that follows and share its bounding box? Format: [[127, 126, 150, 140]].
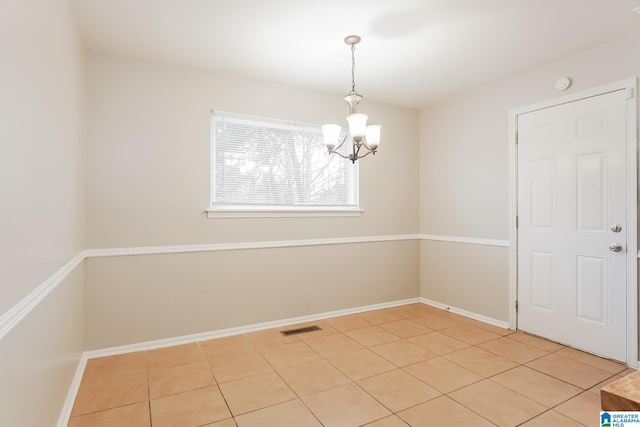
[[517, 89, 628, 361]]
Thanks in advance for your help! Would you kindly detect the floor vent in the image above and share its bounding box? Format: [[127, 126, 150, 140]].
[[281, 325, 322, 336]]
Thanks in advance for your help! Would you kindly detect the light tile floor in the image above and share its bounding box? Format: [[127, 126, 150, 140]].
[[68, 303, 633, 426]]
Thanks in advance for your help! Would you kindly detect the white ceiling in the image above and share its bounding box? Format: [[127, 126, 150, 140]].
[[71, 0, 640, 108]]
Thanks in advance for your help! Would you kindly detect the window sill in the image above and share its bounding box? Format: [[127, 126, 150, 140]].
[[206, 207, 363, 219]]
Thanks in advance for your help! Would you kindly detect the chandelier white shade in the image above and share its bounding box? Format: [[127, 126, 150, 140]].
[[323, 35, 381, 163], [321, 124, 341, 150]]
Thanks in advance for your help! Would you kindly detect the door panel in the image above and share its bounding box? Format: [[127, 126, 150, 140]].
[[576, 153, 605, 231], [530, 158, 556, 230], [530, 250, 556, 312], [575, 255, 606, 325], [517, 89, 627, 361]]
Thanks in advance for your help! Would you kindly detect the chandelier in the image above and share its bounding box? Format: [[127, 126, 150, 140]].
[[323, 35, 381, 163]]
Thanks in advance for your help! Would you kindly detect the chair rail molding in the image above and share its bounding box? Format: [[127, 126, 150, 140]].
[[419, 234, 509, 248], [0, 251, 86, 341]]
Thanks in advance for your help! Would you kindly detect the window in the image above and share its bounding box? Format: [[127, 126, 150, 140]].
[[208, 111, 360, 218]]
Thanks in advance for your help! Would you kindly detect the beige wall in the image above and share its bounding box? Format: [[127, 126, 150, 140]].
[[1, 0, 85, 314], [0, 265, 84, 426], [85, 51, 419, 248], [85, 241, 419, 349], [0, 0, 86, 425], [420, 241, 509, 321], [84, 51, 421, 348], [419, 34, 640, 321]]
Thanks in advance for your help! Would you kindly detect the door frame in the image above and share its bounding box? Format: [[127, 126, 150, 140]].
[[508, 78, 638, 366]]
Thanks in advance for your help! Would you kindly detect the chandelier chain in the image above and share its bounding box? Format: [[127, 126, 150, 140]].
[[351, 43, 357, 94]]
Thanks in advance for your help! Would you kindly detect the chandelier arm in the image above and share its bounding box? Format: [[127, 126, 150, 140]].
[[360, 137, 377, 153], [327, 149, 351, 160], [330, 132, 350, 153], [352, 140, 361, 160], [355, 149, 374, 159]]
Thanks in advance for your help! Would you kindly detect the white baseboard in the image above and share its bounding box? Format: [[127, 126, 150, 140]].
[[57, 356, 87, 427], [84, 297, 422, 358], [57, 297, 422, 426], [419, 297, 510, 329], [57, 297, 513, 425]]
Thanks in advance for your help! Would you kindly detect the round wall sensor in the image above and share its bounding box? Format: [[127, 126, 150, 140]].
[[555, 77, 572, 91]]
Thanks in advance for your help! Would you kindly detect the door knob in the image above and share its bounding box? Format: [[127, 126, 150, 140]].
[[610, 224, 622, 233], [609, 243, 623, 252]]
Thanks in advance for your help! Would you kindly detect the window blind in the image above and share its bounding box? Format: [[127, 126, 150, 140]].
[[211, 111, 358, 209]]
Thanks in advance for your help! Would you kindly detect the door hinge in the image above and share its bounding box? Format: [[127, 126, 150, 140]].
[[515, 300, 519, 312], [515, 132, 519, 144], [516, 216, 519, 228]]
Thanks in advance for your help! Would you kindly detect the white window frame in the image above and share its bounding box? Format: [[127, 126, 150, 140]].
[[207, 111, 362, 218]]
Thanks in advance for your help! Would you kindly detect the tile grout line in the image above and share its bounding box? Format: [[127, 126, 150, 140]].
[[145, 350, 152, 427], [486, 349, 618, 426], [273, 321, 396, 424], [387, 319, 596, 426], [196, 341, 237, 425], [247, 309, 420, 425], [307, 311, 524, 426], [69, 304, 614, 426], [304, 311, 474, 426], [438, 343, 592, 426], [225, 329, 317, 422], [381, 311, 498, 426], [301, 311, 420, 426]]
